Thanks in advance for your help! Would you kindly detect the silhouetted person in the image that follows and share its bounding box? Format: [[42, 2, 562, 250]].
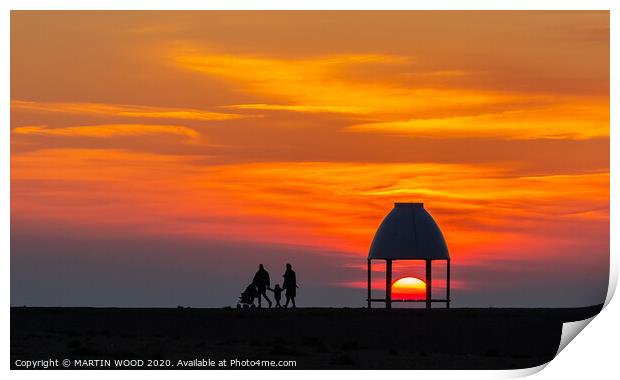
[[268, 284, 284, 308], [252, 264, 272, 308], [282, 263, 297, 308]]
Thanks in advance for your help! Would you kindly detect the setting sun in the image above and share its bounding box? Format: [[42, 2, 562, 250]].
[[392, 277, 427, 300]]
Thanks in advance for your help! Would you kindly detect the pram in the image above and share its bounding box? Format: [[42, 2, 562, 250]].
[[237, 284, 258, 308]]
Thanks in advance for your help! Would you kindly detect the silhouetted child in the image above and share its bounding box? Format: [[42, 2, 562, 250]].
[[268, 284, 284, 308]]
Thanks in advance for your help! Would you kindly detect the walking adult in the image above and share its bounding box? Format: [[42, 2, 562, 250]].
[[282, 263, 297, 308], [252, 264, 272, 308]]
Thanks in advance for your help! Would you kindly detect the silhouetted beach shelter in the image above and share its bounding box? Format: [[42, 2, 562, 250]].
[[367, 203, 451, 309]]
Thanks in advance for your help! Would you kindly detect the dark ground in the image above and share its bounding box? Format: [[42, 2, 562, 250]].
[[11, 305, 602, 370]]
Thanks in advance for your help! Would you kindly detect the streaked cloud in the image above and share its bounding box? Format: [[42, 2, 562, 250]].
[[11, 148, 609, 258], [12, 124, 199, 139], [11, 100, 249, 121], [173, 49, 422, 115], [173, 48, 608, 140], [349, 102, 609, 140], [173, 49, 515, 117], [224, 103, 366, 114]]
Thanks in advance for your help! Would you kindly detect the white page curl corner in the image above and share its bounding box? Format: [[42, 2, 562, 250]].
[[556, 316, 596, 356]]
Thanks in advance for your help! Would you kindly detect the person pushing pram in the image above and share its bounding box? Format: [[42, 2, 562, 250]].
[[252, 264, 272, 308]]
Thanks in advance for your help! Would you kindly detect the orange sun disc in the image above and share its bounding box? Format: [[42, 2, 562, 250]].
[[392, 277, 427, 300]]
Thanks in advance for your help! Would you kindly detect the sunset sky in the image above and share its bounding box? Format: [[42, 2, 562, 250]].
[[10, 11, 609, 307]]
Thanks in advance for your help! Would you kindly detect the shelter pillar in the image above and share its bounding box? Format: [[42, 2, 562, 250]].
[[386, 259, 392, 309], [425, 259, 432, 309], [367, 259, 371, 309], [446, 259, 451, 309]]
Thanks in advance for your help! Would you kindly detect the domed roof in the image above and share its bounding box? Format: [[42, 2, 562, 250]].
[[368, 203, 450, 260]]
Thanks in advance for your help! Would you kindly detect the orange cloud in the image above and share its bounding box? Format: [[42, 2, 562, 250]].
[[349, 101, 609, 140], [11, 148, 609, 260], [172, 48, 608, 140], [173, 49, 519, 116], [174, 50, 421, 116], [224, 103, 366, 114], [12, 124, 199, 139], [11, 100, 249, 121]]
